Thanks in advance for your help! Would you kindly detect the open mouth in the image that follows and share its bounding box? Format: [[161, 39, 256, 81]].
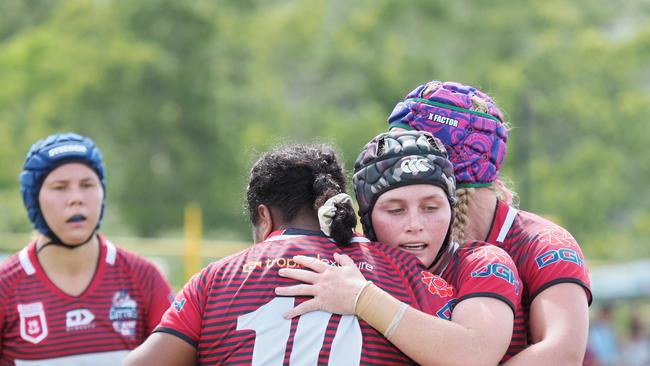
[[398, 242, 428, 251], [66, 214, 87, 223]]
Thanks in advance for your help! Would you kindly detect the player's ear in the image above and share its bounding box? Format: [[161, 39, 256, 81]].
[[253, 204, 274, 243]]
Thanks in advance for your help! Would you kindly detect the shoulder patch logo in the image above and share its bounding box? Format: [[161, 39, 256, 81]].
[[172, 298, 186, 312], [470, 246, 511, 263], [471, 263, 520, 295], [421, 271, 454, 297], [18, 302, 48, 344], [538, 226, 578, 248]]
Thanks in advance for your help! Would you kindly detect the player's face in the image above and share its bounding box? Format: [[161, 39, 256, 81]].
[[39, 163, 103, 244], [371, 184, 451, 267]]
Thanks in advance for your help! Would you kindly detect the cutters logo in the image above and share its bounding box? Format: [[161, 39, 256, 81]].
[[401, 158, 431, 175], [66, 309, 95, 331], [17, 302, 48, 344], [47, 144, 87, 157], [421, 271, 454, 297], [109, 290, 138, 337], [428, 113, 459, 127]]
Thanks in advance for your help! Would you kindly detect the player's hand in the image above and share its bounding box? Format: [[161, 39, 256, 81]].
[[275, 253, 368, 318]]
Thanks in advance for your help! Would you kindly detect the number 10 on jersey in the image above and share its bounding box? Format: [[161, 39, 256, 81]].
[[237, 297, 362, 365]]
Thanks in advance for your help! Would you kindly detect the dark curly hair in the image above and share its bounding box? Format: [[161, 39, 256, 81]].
[[246, 144, 357, 246]]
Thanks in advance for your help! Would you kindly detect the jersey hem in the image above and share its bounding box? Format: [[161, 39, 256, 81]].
[[153, 327, 198, 348], [457, 292, 516, 315], [529, 278, 593, 306]]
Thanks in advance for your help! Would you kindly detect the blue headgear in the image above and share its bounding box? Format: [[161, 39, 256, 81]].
[[20, 133, 106, 240]]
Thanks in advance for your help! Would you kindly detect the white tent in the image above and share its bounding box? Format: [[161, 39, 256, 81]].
[[589, 260, 650, 301]]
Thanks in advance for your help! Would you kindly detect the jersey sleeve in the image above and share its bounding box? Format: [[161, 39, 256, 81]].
[[385, 246, 457, 321], [154, 265, 213, 348], [455, 243, 521, 314], [143, 263, 175, 333], [521, 225, 592, 304]]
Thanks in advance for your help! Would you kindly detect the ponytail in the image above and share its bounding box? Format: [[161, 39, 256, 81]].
[[313, 173, 357, 246], [452, 187, 474, 245]]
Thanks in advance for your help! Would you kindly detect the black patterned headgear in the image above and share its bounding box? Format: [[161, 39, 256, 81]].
[[353, 131, 456, 266]]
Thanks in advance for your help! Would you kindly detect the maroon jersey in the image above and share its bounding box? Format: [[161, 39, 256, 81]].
[[485, 199, 592, 359], [156, 229, 456, 365], [441, 241, 522, 363], [0, 235, 174, 365]]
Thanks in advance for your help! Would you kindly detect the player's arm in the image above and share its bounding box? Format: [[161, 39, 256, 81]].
[[123, 332, 195, 366], [502, 283, 589, 366], [276, 254, 513, 366], [125, 266, 209, 366]]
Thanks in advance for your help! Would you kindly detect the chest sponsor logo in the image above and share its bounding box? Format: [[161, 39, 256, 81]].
[[66, 308, 95, 331], [471, 263, 520, 295], [421, 271, 454, 297], [17, 302, 48, 344], [109, 290, 138, 337]]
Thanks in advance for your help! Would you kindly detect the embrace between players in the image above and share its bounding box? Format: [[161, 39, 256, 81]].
[[1, 80, 592, 365]]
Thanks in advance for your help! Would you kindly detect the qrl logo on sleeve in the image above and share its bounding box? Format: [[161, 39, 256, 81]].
[[17, 302, 48, 344]]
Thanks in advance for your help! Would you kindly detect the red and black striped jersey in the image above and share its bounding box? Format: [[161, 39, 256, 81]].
[[485, 199, 592, 360], [156, 229, 456, 365], [441, 241, 521, 363], [0, 235, 174, 365]]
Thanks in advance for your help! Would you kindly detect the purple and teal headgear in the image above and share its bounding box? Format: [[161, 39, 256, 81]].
[[20, 133, 106, 239], [388, 81, 508, 188]]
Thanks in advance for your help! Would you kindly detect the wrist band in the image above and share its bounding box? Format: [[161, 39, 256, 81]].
[[354, 283, 409, 337], [353, 281, 373, 314], [384, 302, 408, 340]]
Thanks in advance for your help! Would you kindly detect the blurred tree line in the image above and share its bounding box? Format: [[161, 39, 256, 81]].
[[1, 0, 648, 261]]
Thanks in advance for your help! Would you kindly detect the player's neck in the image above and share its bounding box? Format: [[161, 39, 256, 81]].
[[464, 187, 498, 242], [275, 210, 321, 233], [36, 235, 101, 296]]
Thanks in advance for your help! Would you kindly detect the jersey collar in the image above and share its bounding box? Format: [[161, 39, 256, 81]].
[[264, 228, 370, 243], [485, 199, 518, 244]]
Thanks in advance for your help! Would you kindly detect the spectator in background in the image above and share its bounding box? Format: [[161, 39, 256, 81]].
[[587, 304, 620, 366], [621, 313, 650, 366], [0, 133, 173, 365]]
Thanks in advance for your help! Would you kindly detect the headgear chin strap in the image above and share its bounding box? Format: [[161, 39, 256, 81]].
[[37, 232, 98, 253], [20, 133, 106, 248]]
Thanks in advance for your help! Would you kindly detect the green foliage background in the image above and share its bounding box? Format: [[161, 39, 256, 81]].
[[1, 0, 648, 261]]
